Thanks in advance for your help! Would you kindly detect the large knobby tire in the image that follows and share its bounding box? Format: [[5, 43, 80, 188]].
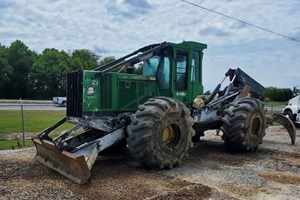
[[221, 98, 266, 152], [127, 97, 195, 169]]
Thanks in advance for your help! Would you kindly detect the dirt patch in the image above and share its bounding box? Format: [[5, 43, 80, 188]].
[[150, 185, 212, 200], [0, 132, 37, 140], [260, 172, 300, 185], [0, 149, 212, 200], [189, 140, 258, 167], [218, 183, 281, 198], [0, 126, 299, 200], [254, 149, 300, 173]]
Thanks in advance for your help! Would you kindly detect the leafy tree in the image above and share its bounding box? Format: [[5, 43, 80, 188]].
[[0, 44, 12, 93], [30, 48, 71, 98], [0, 39, 118, 99], [264, 87, 294, 102], [98, 56, 115, 67], [282, 88, 294, 101], [4, 40, 37, 98], [133, 64, 143, 74], [71, 49, 100, 70]]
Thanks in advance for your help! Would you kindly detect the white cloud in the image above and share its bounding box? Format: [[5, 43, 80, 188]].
[[0, 0, 300, 90]]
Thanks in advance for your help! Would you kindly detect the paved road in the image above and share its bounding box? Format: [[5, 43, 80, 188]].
[[0, 103, 285, 112], [0, 104, 66, 110], [265, 105, 285, 113]]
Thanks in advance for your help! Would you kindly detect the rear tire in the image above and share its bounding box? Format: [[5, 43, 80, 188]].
[[62, 101, 67, 107], [221, 98, 266, 152], [127, 97, 194, 169]]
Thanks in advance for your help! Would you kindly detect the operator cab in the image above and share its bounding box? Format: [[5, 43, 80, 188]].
[[125, 41, 207, 105]]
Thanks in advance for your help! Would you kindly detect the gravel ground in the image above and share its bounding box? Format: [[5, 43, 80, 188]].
[[0, 126, 299, 200]]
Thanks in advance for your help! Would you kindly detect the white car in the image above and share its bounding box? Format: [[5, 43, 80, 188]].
[[282, 95, 300, 125], [53, 97, 67, 107]]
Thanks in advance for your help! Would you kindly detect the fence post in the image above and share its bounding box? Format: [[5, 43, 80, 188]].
[[271, 104, 273, 114], [20, 98, 25, 147]]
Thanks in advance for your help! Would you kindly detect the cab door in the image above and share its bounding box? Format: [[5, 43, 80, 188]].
[[173, 50, 189, 103], [190, 51, 204, 101]]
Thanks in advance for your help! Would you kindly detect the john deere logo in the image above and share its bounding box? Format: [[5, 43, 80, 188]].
[[87, 86, 95, 96], [176, 91, 186, 97]]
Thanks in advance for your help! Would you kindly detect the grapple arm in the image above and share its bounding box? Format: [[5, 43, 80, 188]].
[[266, 113, 296, 144], [227, 68, 265, 98]]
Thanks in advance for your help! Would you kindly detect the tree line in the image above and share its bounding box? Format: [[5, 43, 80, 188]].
[[0, 40, 296, 101], [263, 87, 295, 102], [0, 40, 115, 99]]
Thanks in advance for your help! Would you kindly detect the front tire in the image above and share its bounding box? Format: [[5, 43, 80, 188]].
[[127, 97, 194, 169], [62, 101, 67, 107], [221, 98, 266, 152], [283, 110, 295, 122]]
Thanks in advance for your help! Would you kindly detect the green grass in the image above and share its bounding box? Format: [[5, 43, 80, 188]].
[[0, 110, 73, 134], [0, 110, 74, 150], [263, 101, 287, 106], [0, 139, 33, 150]]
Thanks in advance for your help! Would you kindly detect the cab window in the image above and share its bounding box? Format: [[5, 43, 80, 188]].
[[143, 55, 160, 76], [157, 55, 171, 90], [191, 51, 200, 82], [175, 52, 188, 90]]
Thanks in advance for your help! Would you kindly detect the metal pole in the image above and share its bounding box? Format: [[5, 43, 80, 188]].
[[271, 104, 273, 114], [20, 98, 25, 147]]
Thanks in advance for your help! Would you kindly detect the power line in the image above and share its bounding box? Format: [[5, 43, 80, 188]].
[[182, 0, 300, 43]]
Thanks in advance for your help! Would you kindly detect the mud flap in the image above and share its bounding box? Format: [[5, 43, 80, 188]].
[[268, 113, 296, 144], [32, 138, 98, 184]]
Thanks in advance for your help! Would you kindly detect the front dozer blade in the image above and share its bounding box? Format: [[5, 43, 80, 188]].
[[268, 113, 296, 144], [32, 138, 98, 184]]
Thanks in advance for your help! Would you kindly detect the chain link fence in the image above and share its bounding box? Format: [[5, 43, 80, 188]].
[[0, 99, 66, 150]]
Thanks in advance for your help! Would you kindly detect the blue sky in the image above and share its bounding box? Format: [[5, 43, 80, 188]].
[[1, 0, 300, 91]]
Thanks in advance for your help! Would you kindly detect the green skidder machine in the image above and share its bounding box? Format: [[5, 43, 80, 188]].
[[32, 41, 296, 184]]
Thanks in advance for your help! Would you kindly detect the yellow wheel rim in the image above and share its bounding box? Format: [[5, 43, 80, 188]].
[[249, 113, 262, 140], [162, 124, 181, 148], [162, 125, 174, 144]]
